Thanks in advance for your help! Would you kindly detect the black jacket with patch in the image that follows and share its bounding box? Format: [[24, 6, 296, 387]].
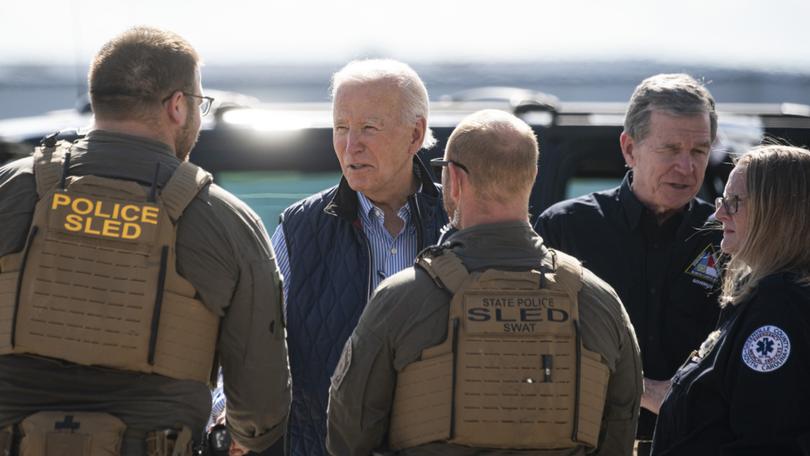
[[652, 272, 810, 455], [535, 172, 722, 438]]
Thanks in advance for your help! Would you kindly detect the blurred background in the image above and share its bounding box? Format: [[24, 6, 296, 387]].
[[3, 0, 810, 118], [2, 0, 810, 228]]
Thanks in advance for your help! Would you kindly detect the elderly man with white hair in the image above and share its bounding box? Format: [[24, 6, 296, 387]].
[[270, 59, 448, 456]]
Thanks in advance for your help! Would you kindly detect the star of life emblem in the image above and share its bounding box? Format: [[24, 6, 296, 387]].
[[741, 325, 791, 373], [685, 244, 720, 284]]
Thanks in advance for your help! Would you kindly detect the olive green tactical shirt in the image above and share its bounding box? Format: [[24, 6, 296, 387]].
[[327, 221, 642, 456], [0, 131, 290, 453]]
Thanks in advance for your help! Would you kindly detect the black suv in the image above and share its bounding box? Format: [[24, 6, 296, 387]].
[[2, 87, 810, 230]]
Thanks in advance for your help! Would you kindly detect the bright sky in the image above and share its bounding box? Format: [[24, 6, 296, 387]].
[[2, 0, 809, 70]]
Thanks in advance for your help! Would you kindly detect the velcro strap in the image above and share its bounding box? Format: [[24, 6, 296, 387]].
[[475, 269, 543, 289], [160, 162, 212, 222], [417, 251, 469, 294], [33, 143, 69, 197]]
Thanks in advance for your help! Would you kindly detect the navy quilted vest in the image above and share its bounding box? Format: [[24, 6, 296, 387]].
[[281, 157, 446, 456]]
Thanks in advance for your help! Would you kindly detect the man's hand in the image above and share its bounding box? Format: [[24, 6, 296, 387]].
[[229, 439, 249, 456], [211, 406, 248, 456], [641, 377, 671, 415]]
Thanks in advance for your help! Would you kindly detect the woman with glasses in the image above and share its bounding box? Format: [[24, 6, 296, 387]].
[[651, 145, 810, 455]]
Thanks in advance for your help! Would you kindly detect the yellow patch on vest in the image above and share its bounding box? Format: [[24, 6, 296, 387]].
[[50, 192, 160, 241]]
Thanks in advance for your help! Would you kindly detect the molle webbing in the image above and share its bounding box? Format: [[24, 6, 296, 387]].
[[389, 249, 609, 450], [0, 143, 219, 383]]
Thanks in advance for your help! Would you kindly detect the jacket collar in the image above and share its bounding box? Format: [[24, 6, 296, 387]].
[[619, 170, 695, 232], [324, 154, 440, 221]]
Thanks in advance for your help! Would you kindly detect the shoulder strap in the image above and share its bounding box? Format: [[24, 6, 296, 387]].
[[547, 249, 584, 321], [416, 249, 470, 294], [550, 249, 584, 294], [32, 142, 70, 197], [160, 162, 213, 222]]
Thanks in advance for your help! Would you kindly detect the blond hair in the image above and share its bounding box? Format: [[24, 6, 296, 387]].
[[720, 145, 810, 305]]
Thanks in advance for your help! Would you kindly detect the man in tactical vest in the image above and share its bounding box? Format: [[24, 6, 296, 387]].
[[0, 27, 290, 456], [326, 110, 643, 456]]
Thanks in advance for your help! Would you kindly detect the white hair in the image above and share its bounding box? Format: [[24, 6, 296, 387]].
[[330, 59, 436, 149]]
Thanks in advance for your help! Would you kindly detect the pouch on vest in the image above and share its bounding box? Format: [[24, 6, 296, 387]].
[[0, 142, 219, 383], [388, 249, 610, 450], [18, 411, 125, 456]]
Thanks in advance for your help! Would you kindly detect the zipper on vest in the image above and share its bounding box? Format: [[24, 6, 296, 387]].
[[408, 195, 425, 250], [10, 226, 39, 348], [148, 245, 169, 364], [364, 234, 373, 299], [352, 220, 374, 301]]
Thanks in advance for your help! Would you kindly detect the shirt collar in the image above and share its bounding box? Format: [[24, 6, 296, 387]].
[[619, 170, 695, 231], [325, 155, 438, 222], [443, 221, 550, 271], [619, 171, 645, 231], [356, 191, 412, 226]]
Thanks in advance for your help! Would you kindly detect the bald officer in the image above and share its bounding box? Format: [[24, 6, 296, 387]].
[[327, 110, 642, 456]]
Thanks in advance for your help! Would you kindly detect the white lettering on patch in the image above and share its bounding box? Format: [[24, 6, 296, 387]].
[[741, 325, 791, 373]]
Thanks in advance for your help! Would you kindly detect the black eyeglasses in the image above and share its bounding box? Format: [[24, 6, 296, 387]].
[[161, 91, 215, 116], [715, 194, 745, 215], [430, 157, 470, 176]]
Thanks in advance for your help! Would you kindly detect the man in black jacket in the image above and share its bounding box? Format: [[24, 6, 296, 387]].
[[534, 73, 722, 455]]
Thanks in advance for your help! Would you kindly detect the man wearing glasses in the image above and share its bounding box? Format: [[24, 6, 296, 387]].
[[271, 59, 447, 456], [327, 110, 642, 456], [534, 74, 723, 455], [0, 27, 289, 455]]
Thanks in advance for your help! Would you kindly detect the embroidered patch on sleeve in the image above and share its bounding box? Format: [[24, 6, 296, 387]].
[[331, 338, 353, 390], [741, 325, 791, 373], [685, 244, 720, 284]]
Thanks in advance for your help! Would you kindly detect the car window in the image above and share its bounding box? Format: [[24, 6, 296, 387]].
[[566, 177, 623, 199], [216, 171, 342, 231]]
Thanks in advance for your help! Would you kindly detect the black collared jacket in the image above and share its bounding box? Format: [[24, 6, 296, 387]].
[[535, 172, 722, 439], [652, 273, 810, 455]]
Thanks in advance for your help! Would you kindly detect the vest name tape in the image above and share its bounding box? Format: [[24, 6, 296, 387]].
[[464, 291, 571, 335], [49, 193, 160, 241]]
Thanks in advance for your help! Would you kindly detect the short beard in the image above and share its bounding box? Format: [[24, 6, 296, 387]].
[[450, 207, 461, 229], [443, 194, 461, 229], [174, 107, 200, 161]]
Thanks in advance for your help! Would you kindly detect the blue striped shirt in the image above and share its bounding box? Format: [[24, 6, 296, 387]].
[[271, 191, 419, 317]]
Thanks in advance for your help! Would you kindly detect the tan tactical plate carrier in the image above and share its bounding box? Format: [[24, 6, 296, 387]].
[[0, 142, 219, 383], [389, 249, 610, 450]]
